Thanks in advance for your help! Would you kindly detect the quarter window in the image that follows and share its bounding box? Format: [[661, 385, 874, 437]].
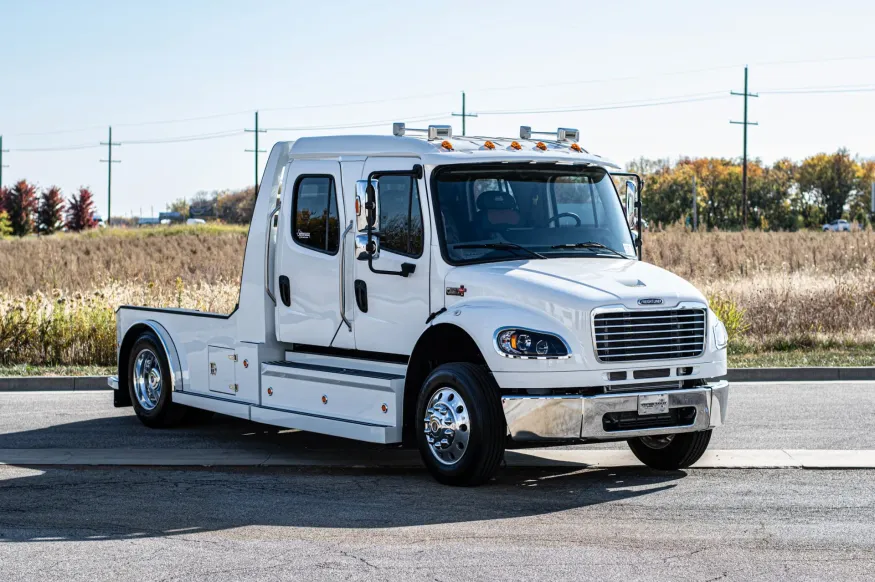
[[293, 176, 340, 254], [377, 175, 424, 256]]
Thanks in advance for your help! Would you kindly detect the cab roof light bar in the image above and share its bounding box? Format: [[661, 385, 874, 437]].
[[519, 126, 580, 143], [393, 122, 453, 141]]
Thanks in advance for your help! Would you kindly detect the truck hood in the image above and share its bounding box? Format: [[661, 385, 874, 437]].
[[444, 258, 707, 313]]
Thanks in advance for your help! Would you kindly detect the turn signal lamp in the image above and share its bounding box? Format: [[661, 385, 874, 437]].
[[483, 140, 496, 150], [535, 141, 547, 151], [355, 197, 361, 215], [441, 140, 454, 151], [509, 141, 522, 150], [570, 143, 582, 152]]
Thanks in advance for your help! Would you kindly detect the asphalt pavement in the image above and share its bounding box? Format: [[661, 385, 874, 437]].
[[1, 382, 874, 581]]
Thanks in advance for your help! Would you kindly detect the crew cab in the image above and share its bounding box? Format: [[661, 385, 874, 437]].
[[109, 123, 729, 485]]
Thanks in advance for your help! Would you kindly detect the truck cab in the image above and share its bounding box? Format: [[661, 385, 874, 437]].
[[110, 123, 729, 486]]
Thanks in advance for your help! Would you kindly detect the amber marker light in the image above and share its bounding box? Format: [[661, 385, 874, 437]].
[[483, 140, 496, 150], [535, 141, 547, 151], [441, 140, 454, 151], [570, 143, 582, 152], [509, 141, 522, 150]]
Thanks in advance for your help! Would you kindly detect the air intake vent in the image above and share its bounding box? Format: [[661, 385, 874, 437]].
[[593, 308, 706, 363]]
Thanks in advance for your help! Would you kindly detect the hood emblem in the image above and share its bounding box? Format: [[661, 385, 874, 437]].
[[638, 298, 663, 306], [446, 285, 467, 297]]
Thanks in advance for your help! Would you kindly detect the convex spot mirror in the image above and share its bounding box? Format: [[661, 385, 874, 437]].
[[624, 180, 638, 228], [355, 180, 379, 235]]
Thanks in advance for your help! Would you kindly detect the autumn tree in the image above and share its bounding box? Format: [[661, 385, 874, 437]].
[[66, 187, 98, 231], [2, 180, 39, 236], [38, 186, 66, 235], [0, 188, 11, 238], [798, 149, 858, 223]]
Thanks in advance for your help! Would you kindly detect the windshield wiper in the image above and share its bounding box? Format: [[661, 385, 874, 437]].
[[453, 242, 546, 259], [550, 241, 629, 259]]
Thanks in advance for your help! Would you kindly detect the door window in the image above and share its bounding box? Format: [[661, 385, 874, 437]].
[[292, 176, 340, 254], [377, 175, 423, 257]]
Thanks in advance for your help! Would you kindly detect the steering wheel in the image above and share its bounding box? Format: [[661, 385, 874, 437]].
[[547, 212, 582, 227]]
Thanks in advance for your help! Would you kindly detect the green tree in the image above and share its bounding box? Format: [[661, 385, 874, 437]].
[[798, 149, 859, 223], [167, 197, 190, 217]]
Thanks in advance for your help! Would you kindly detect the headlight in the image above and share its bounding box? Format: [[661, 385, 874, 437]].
[[495, 328, 570, 359], [713, 319, 728, 350]]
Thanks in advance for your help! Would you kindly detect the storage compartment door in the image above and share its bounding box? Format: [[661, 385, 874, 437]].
[[208, 346, 238, 395]]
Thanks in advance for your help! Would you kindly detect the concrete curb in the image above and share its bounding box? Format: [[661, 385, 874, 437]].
[[0, 367, 874, 392], [0, 376, 111, 392], [726, 367, 875, 382]]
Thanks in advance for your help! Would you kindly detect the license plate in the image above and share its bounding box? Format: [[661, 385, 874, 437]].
[[638, 393, 669, 415]]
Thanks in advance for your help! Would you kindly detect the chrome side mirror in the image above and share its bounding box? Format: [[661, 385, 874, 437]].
[[355, 180, 378, 232], [355, 233, 379, 260]]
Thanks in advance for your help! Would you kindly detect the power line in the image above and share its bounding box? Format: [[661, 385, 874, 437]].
[[265, 113, 450, 132], [760, 83, 875, 95], [10, 143, 102, 152], [124, 129, 243, 145], [477, 92, 730, 115]]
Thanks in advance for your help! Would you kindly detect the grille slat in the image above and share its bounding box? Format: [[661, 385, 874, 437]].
[[594, 308, 707, 362]]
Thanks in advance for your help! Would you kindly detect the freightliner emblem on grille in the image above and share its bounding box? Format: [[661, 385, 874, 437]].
[[638, 298, 664, 305]]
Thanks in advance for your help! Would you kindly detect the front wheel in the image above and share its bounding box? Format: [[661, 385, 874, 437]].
[[627, 430, 712, 470], [415, 363, 506, 486]]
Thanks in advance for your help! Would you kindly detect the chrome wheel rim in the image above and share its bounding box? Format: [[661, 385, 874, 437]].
[[640, 434, 675, 449], [133, 348, 162, 411], [423, 387, 470, 465]]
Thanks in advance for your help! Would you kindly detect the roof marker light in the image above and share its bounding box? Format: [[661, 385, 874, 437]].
[[570, 143, 582, 152], [483, 140, 496, 150], [535, 141, 547, 151], [441, 140, 454, 151], [510, 141, 522, 151]]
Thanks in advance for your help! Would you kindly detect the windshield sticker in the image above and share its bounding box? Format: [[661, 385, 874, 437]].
[[297, 230, 311, 239]]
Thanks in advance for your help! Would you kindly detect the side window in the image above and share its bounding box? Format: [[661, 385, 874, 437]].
[[293, 176, 339, 254], [378, 175, 424, 257]]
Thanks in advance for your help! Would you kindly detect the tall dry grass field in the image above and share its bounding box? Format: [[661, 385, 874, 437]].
[[1, 225, 873, 366]]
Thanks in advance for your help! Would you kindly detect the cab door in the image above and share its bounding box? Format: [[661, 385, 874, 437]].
[[353, 158, 431, 355], [275, 159, 351, 346]]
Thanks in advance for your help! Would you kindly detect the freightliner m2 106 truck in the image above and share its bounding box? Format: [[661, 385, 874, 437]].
[[110, 124, 729, 485]]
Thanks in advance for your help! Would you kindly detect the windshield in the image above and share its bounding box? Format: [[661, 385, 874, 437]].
[[432, 164, 636, 264]]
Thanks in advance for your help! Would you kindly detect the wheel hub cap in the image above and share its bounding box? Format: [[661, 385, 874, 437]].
[[133, 348, 162, 411], [423, 387, 470, 465]]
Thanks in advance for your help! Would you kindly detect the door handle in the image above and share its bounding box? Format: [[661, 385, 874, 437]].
[[265, 204, 281, 304], [339, 221, 354, 331], [354, 279, 368, 313], [278, 275, 291, 307]]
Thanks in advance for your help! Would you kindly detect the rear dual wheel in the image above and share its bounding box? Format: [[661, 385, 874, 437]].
[[416, 363, 506, 486]]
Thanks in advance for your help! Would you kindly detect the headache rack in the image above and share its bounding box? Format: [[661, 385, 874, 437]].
[[593, 307, 707, 363]]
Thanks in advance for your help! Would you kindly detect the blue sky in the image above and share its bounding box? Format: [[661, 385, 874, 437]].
[[1, 0, 874, 218]]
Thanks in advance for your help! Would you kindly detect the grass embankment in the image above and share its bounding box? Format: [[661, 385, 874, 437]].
[[1, 225, 874, 372]]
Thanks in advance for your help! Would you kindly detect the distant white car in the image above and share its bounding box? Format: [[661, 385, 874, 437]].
[[823, 219, 851, 232], [186, 218, 206, 225]]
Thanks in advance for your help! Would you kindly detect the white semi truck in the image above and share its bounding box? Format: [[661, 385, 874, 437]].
[[109, 124, 729, 486]]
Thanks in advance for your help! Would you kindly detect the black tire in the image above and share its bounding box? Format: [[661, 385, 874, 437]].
[[415, 363, 505, 486], [627, 430, 712, 470], [127, 332, 186, 428]]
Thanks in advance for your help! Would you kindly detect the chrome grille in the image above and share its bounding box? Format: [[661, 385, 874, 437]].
[[593, 308, 706, 362]]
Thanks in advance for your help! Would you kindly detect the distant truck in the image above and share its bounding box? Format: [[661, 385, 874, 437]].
[[109, 124, 729, 486]]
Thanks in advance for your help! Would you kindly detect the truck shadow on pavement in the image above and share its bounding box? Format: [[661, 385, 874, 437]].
[[0, 414, 686, 542]]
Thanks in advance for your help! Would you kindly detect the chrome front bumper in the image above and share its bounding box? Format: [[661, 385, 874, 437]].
[[501, 380, 729, 441]]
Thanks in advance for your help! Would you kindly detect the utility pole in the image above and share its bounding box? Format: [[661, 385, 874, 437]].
[[452, 92, 478, 136], [731, 66, 758, 230], [245, 111, 267, 194], [0, 136, 8, 189], [100, 126, 121, 226], [692, 175, 698, 231]]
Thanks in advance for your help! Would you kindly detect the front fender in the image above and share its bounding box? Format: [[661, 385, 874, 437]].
[[429, 298, 583, 374]]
